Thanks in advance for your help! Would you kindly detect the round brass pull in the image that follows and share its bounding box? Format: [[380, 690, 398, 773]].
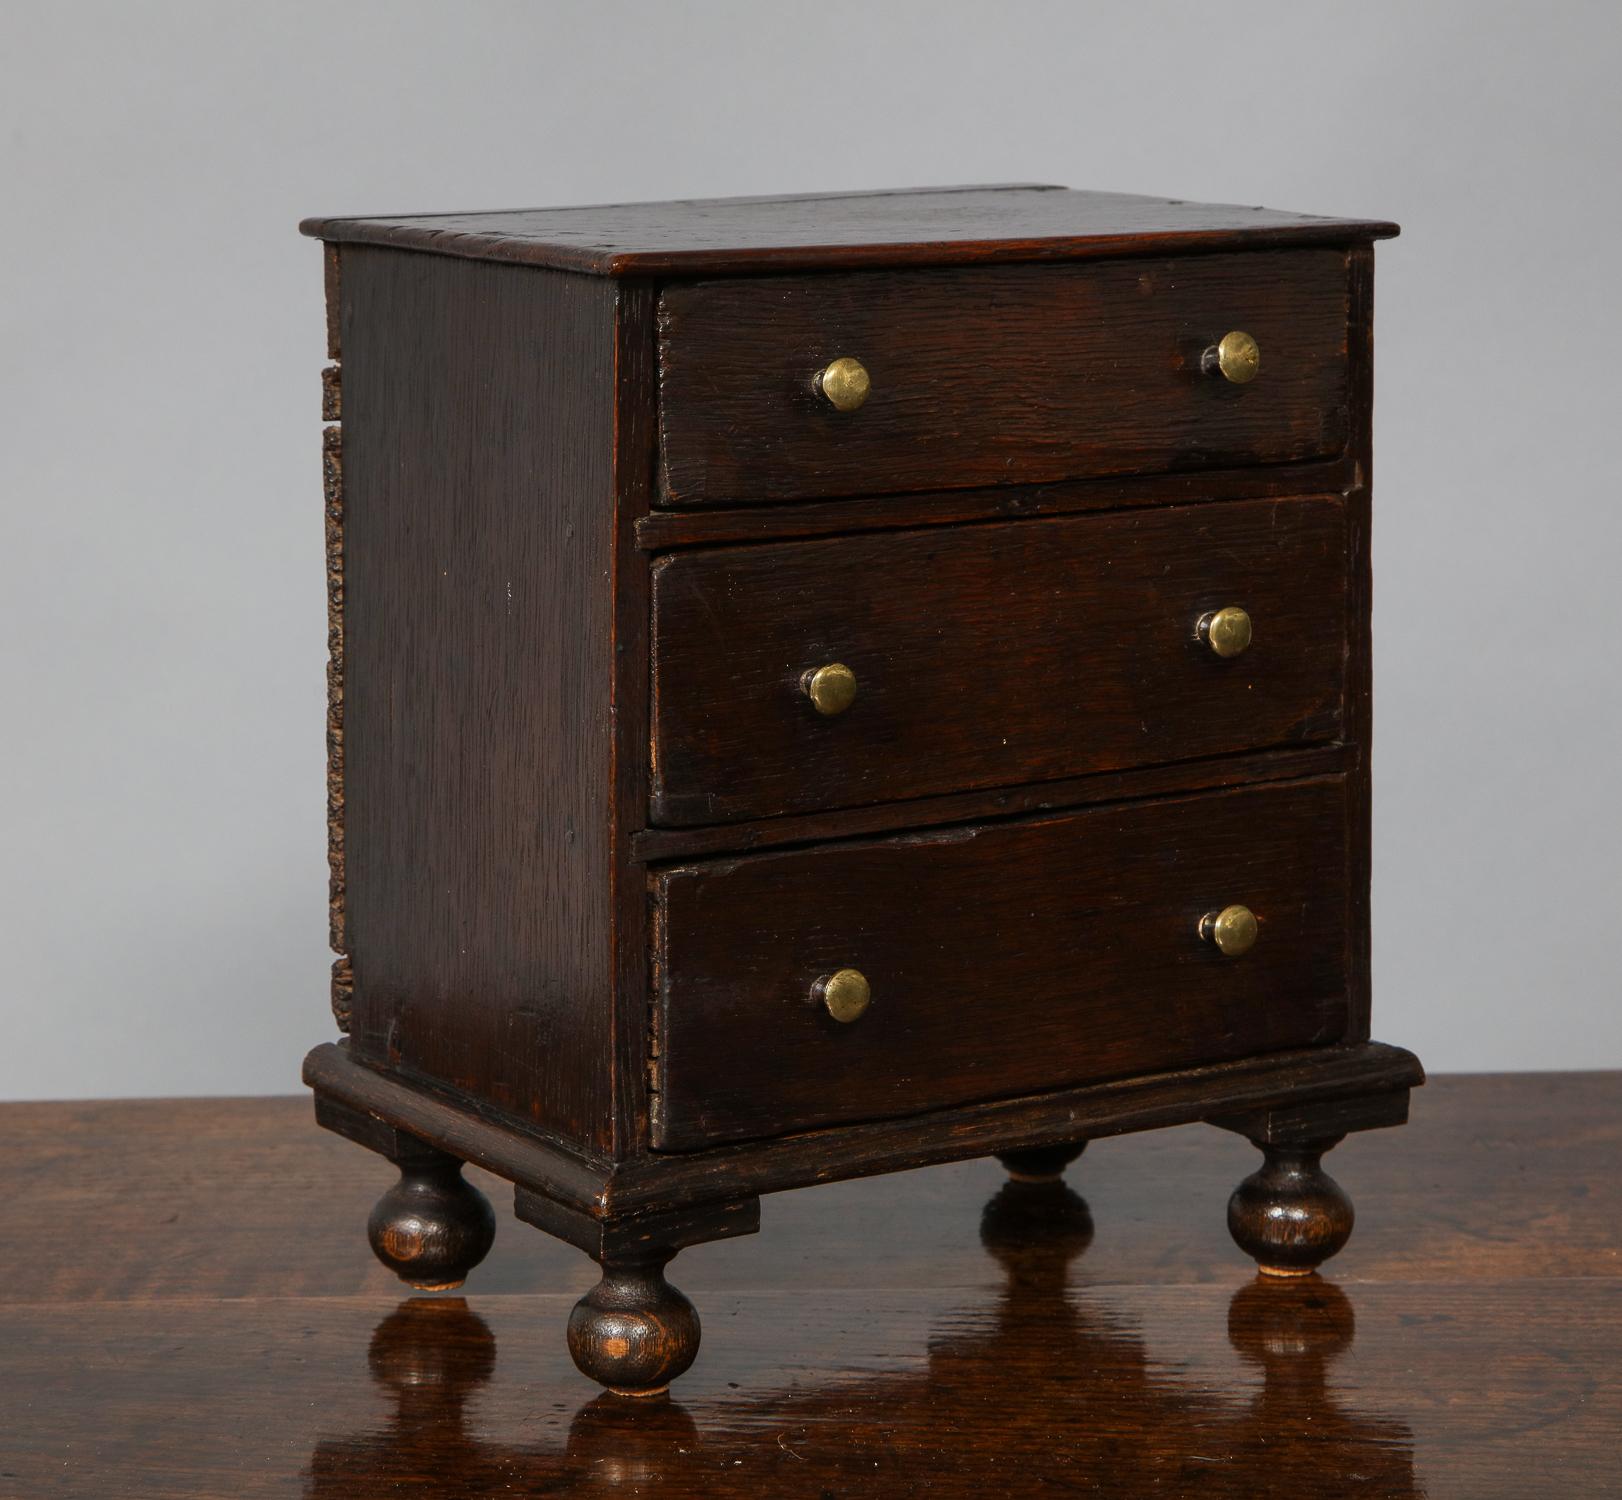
[[815, 968, 871, 1023], [814, 356, 871, 412], [1204, 330, 1261, 384], [1200, 904, 1259, 958], [1198, 605, 1253, 659], [802, 662, 857, 716]]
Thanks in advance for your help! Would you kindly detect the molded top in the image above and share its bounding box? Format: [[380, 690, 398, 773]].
[[301, 183, 1397, 277]]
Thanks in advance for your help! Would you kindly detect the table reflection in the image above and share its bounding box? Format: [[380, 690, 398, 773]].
[[306, 1178, 1419, 1496]]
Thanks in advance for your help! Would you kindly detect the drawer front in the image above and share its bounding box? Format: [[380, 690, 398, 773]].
[[651, 496, 1347, 827], [651, 777, 1350, 1150], [657, 251, 1350, 505]]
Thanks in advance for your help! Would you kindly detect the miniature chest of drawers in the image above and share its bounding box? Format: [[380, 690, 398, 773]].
[[301, 185, 1424, 1395]]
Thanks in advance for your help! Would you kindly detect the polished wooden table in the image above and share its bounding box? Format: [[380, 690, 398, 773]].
[[4, 1073, 1619, 1496]]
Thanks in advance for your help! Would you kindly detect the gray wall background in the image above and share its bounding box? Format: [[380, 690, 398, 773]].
[[3, 2, 1618, 1100]]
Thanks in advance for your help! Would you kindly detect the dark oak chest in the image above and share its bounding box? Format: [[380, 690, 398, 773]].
[[300, 185, 1423, 1395]]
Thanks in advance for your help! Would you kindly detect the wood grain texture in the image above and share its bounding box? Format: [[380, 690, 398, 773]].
[[3, 1076, 1619, 1498], [634, 456, 1354, 550], [652, 776, 1351, 1148], [339, 247, 618, 1151], [307, 1038, 1419, 1218], [657, 251, 1351, 503], [606, 281, 660, 1158], [15, 1281, 1622, 1497], [302, 194, 1411, 1395], [633, 743, 1353, 863], [301, 183, 1397, 277], [1344, 245, 1377, 1042], [651, 496, 1348, 826], [0, 1075, 1602, 1307]]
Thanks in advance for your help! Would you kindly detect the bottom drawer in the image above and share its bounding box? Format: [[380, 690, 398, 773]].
[[650, 777, 1350, 1150]]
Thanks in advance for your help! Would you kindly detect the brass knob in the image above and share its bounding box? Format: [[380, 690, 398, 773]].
[[815, 968, 871, 1023], [814, 356, 871, 412], [1200, 904, 1259, 958], [802, 662, 857, 716], [1204, 330, 1261, 384], [1197, 606, 1253, 659]]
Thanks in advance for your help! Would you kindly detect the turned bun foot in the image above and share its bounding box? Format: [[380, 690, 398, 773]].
[[995, 1140, 1088, 1184], [1227, 1138, 1354, 1277], [568, 1255, 701, 1397], [367, 1159, 496, 1291]]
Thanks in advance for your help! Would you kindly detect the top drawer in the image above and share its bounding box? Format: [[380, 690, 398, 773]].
[[657, 250, 1351, 506]]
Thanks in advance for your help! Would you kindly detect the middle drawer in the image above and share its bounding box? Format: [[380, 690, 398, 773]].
[[650, 496, 1348, 827]]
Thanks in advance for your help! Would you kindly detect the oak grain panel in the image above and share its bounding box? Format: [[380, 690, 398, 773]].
[[632, 744, 1352, 863], [633, 458, 1354, 550], [340, 248, 617, 1150]]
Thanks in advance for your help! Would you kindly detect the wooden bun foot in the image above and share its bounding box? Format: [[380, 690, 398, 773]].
[[995, 1140, 1088, 1184], [568, 1254, 701, 1396], [1227, 1137, 1354, 1277], [367, 1158, 496, 1291]]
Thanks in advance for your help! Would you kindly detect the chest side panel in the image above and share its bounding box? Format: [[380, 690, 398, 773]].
[[340, 248, 618, 1151]]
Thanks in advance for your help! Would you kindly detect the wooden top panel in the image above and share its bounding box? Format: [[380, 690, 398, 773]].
[[301, 184, 1398, 276]]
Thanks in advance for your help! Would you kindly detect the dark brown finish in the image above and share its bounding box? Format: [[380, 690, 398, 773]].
[[301, 183, 1398, 277], [306, 1038, 1419, 1217], [511, 1186, 760, 1262], [567, 1252, 701, 1395], [633, 742, 1351, 863], [512, 1193, 752, 1394], [1344, 244, 1377, 1040], [316, 1098, 497, 1288], [1216, 1092, 1414, 1274], [634, 456, 1353, 550], [6, 1078, 1622, 1497], [1211, 1083, 1414, 1146], [606, 280, 660, 1162], [534, 1196, 758, 1397], [337, 246, 621, 1152], [658, 251, 1351, 504], [996, 1140, 1088, 1182], [0, 1075, 1605, 1301], [1228, 1137, 1355, 1275], [523, 1187, 754, 1399], [651, 497, 1348, 825], [653, 777, 1352, 1148], [366, 1157, 497, 1291], [302, 188, 1415, 1393]]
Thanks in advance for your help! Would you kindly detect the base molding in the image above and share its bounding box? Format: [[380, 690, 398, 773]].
[[513, 1186, 760, 1260], [304, 1038, 1423, 1225], [308, 1037, 1421, 1396]]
